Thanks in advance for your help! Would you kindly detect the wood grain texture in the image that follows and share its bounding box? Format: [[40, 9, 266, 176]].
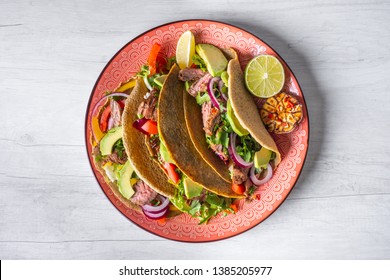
[[1, 0, 389, 259]]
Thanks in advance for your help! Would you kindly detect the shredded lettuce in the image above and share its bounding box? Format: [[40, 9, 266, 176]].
[[170, 176, 234, 224], [196, 92, 210, 105]]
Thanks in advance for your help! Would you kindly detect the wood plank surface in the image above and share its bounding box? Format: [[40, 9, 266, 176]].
[[1, 0, 389, 259]]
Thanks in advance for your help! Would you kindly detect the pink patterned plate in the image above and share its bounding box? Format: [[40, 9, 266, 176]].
[[85, 20, 309, 242]]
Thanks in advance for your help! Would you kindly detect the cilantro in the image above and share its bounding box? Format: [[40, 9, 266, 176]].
[[247, 185, 256, 196], [166, 56, 176, 71], [113, 138, 125, 158], [192, 54, 207, 71], [136, 65, 150, 78], [235, 135, 261, 163]]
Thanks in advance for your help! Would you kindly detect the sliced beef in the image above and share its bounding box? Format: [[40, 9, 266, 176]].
[[137, 93, 158, 121], [110, 99, 123, 127], [232, 165, 249, 185], [188, 73, 212, 97], [179, 68, 206, 81], [202, 101, 221, 135], [210, 143, 229, 163], [146, 135, 160, 157], [130, 180, 158, 206], [93, 143, 127, 165], [106, 149, 127, 165]]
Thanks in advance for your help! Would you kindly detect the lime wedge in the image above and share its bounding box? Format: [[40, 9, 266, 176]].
[[244, 55, 285, 98], [176, 30, 195, 69]]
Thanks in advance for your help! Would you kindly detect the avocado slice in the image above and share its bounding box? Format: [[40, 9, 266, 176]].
[[254, 147, 272, 169], [99, 126, 123, 156], [221, 71, 229, 86], [154, 74, 167, 87], [183, 177, 203, 199], [226, 100, 249, 136], [195, 44, 228, 77], [117, 160, 135, 199], [160, 140, 174, 164]]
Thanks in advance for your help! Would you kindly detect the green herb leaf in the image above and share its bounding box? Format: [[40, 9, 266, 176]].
[[192, 54, 207, 71]]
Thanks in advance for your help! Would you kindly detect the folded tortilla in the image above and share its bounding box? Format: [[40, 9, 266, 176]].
[[158, 64, 244, 198], [122, 79, 176, 200], [228, 50, 281, 167], [182, 48, 281, 185]]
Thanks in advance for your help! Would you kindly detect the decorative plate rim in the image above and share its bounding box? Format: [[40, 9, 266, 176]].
[[84, 19, 310, 242]]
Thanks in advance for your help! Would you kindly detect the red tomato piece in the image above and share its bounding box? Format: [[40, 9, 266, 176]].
[[232, 183, 245, 195], [141, 120, 158, 135], [164, 162, 180, 184], [99, 105, 111, 132]]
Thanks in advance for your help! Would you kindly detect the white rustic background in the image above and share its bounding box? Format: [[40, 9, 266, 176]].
[[1, 0, 389, 259]]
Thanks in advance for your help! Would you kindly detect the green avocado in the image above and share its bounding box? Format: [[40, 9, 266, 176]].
[[221, 71, 229, 86], [99, 126, 123, 156], [254, 147, 272, 169], [195, 44, 228, 77], [226, 100, 249, 136], [183, 177, 203, 199], [117, 160, 135, 199], [160, 140, 173, 164], [154, 74, 167, 87]]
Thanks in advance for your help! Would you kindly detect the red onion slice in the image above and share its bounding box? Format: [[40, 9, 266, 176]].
[[218, 79, 228, 101], [91, 92, 129, 141], [142, 207, 168, 220], [107, 116, 114, 130], [207, 77, 221, 110], [142, 195, 170, 213], [228, 133, 254, 168], [132, 117, 149, 134], [250, 163, 273, 186]]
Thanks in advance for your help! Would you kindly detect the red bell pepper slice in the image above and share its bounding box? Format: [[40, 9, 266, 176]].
[[147, 43, 161, 75]]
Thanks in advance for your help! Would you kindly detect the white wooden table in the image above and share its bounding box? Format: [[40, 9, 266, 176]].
[[1, 0, 389, 259]]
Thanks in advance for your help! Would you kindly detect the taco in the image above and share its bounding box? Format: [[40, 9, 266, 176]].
[[123, 48, 244, 223], [90, 81, 176, 219], [179, 42, 281, 197]]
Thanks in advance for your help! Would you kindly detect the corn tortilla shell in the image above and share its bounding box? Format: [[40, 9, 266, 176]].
[[228, 50, 281, 166], [122, 79, 176, 199], [183, 93, 231, 182], [158, 64, 244, 198]]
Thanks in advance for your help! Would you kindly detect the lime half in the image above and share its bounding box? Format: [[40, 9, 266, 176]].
[[244, 55, 285, 98]]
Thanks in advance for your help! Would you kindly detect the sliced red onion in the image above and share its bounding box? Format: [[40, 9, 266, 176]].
[[143, 75, 153, 91], [91, 92, 129, 141], [142, 195, 170, 213], [250, 163, 273, 186], [142, 207, 168, 220], [132, 117, 149, 134], [207, 77, 221, 110], [107, 116, 114, 130], [228, 133, 253, 168], [218, 79, 228, 101]]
